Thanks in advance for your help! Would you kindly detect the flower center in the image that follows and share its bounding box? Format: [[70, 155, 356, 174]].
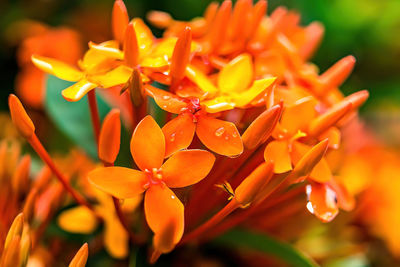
[[143, 168, 164, 189]]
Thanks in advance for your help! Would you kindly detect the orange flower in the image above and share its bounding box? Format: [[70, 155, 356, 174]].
[[146, 85, 243, 157], [88, 115, 215, 253]]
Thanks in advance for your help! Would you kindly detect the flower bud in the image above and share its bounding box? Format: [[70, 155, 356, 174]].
[[99, 109, 121, 165], [112, 0, 129, 44], [124, 22, 139, 68], [4, 213, 24, 251], [69, 243, 89, 267], [8, 94, 35, 139], [170, 27, 192, 88], [319, 55, 356, 89], [12, 155, 31, 196]]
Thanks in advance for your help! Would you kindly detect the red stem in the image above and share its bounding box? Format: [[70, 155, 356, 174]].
[[28, 134, 93, 210], [87, 90, 101, 146]]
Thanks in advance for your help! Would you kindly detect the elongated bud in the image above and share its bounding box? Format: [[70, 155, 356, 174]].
[[23, 189, 38, 222], [204, 2, 219, 26], [112, 0, 129, 44], [299, 22, 324, 60], [319, 56, 356, 89], [170, 27, 192, 88], [8, 94, 35, 139], [234, 162, 274, 207], [229, 0, 252, 40], [19, 224, 31, 266], [242, 105, 281, 149], [129, 68, 144, 107], [12, 155, 31, 196], [99, 109, 121, 165], [147, 11, 172, 29], [308, 101, 352, 137], [124, 22, 139, 68], [69, 243, 89, 267], [4, 213, 24, 251], [1, 236, 21, 267], [343, 90, 369, 110], [208, 1, 232, 50], [290, 139, 329, 182], [246, 0, 267, 39]]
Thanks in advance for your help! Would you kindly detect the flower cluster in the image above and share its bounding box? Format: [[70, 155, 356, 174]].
[[3, 0, 370, 265]]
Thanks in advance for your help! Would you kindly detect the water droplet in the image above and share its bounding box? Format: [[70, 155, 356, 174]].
[[215, 127, 225, 137], [171, 195, 175, 199], [170, 133, 176, 142], [162, 105, 168, 109], [162, 95, 170, 100], [224, 136, 229, 140], [232, 132, 238, 138]]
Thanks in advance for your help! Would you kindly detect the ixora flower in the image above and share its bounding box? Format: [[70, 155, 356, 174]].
[[88, 115, 215, 254]]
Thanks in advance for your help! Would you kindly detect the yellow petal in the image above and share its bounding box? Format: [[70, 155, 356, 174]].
[[233, 77, 276, 107], [57, 206, 98, 234], [90, 65, 132, 89], [186, 65, 218, 95], [88, 41, 124, 60], [132, 18, 154, 58], [104, 216, 129, 259], [202, 96, 235, 113], [218, 53, 253, 93], [32, 55, 83, 82], [61, 79, 97, 102]]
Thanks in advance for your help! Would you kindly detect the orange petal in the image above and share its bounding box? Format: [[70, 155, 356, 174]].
[[145, 85, 188, 114], [319, 55, 356, 89], [242, 105, 281, 149], [32, 55, 83, 82], [235, 162, 274, 207], [88, 167, 147, 199], [161, 150, 215, 188], [8, 94, 35, 139], [328, 179, 355, 212], [61, 79, 97, 102], [306, 182, 338, 223], [218, 53, 253, 93], [264, 140, 292, 173], [144, 184, 184, 245], [57, 206, 98, 234], [99, 109, 121, 164], [280, 96, 317, 136], [69, 243, 89, 267], [196, 114, 243, 157], [170, 27, 192, 87], [131, 115, 165, 170], [319, 127, 340, 150], [162, 114, 196, 157], [153, 219, 179, 253], [104, 216, 129, 259], [124, 22, 139, 67], [146, 11, 173, 29], [112, 0, 129, 44], [309, 158, 332, 183]]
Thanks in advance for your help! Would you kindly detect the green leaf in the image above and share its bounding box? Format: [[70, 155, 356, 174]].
[[44, 75, 132, 166], [215, 229, 319, 267]]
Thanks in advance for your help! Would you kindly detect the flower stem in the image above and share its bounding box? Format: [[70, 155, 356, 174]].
[[180, 199, 240, 245], [28, 134, 93, 210], [87, 90, 101, 145]]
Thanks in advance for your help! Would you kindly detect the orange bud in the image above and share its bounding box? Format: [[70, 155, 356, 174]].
[[1, 236, 21, 267], [19, 224, 31, 266], [170, 27, 192, 88], [112, 0, 129, 44], [12, 155, 31, 196], [129, 68, 144, 107], [308, 101, 352, 137], [146, 11, 172, 29], [208, 0, 232, 50], [242, 105, 281, 149], [229, 0, 252, 40], [299, 22, 324, 60], [290, 139, 329, 182], [246, 0, 267, 39], [319, 55, 356, 89], [99, 109, 121, 165], [4, 213, 24, 250], [204, 2, 219, 26], [234, 162, 274, 207], [23, 189, 37, 222], [123, 22, 139, 68], [69, 243, 89, 267], [8, 94, 35, 139], [343, 90, 369, 110]]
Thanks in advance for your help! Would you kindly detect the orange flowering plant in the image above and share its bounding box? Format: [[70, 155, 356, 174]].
[[2, 0, 373, 265]]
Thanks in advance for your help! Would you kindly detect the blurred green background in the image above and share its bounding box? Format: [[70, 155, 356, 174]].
[[1, 0, 399, 143]]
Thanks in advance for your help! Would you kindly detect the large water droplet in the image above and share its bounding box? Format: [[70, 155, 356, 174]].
[[306, 183, 338, 223], [215, 127, 225, 137]]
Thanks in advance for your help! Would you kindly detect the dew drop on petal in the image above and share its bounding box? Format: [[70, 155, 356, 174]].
[[170, 133, 176, 142], [232, 132, 238, 138], [215, 127, 225, 137], [162, 95, 171, 100]]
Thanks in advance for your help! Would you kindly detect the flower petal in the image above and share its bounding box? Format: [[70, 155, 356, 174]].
[[145, 85, 188, 114], [202, 96, 235, 113], [161, 149, 215, 188], [306, 182, 338, 223], [162, 114, 196, 157], [233, 77, 276, 107], [132, 18, 154, 58], [88, 42, 124, 60], [61, 79, 97, 102], [218, 53, 253, 93], [144, 184, 184, 245], [186, 65, 219, 95], [32, 55, 83, 82], [90, 65, 132, 89], [264, 140, 292, 173], [131, 116, 165, 170], [88, 167, 147, 199], [57, 206, 97, 234], [104, 216, 129, 259], [196, 114, 243, 156]]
